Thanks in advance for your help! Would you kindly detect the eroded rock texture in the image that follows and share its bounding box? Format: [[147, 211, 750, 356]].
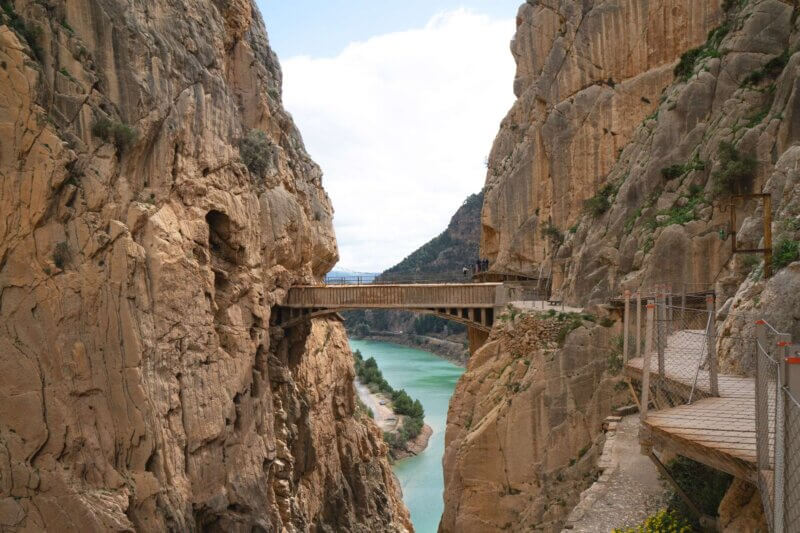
[[0, 1, 410, 531], [439, 315, 624, 532], [448, 0, 800, 530], [483, 0, 724, 276]]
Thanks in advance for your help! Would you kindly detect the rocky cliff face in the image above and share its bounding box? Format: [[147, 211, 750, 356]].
[[482, 0, 724, 278], [446, 0, 800, 530], [0, 1, 410, 531], [440, 313, 625, 532]]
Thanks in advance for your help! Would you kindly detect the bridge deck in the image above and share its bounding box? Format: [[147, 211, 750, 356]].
[[626, 332, 758, 482], [276, 282, 502, 334], [283, 283, 501, 309]]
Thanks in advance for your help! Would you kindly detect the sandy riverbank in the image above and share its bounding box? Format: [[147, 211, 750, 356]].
[[354, 378, 432, 457]]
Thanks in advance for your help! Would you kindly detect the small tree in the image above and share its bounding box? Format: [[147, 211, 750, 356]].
[[239, 129, 274, 178], [712, 141, 757, 196]]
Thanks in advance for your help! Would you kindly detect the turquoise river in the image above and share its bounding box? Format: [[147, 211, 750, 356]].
[[349, 339, 464, 533]]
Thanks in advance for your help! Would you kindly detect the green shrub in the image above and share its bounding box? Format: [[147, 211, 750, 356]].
[[674, 24, 729, 81], [613, 509, 692, 533], [556, 314, 584, 345], [238, 129, 274, 178], [773, 239, 799, 270], [541, 222, 564, 245], [660, 164, 684, 180], [712, 141, 757, 196], [653, 187, 707, 228], [607, 335, 624, 373], [92, 117, 138, 152], [624, 208, 642, 233], [584, 183, 616, 217], [600, 317, 615, 328], [742, 49, 791, 86], [660, 157, 706, 181], [1, 1, 43, 59]]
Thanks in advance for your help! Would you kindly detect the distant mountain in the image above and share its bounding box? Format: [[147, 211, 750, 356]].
[[382, 191, 483, 278], [343, 191, 483, 365], [326, 269, 378, 282]]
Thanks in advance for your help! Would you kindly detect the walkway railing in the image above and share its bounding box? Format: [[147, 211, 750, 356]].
[[324, 272, 469, 285], [635, 297, 717, 418], [755, 319, 799, 532]]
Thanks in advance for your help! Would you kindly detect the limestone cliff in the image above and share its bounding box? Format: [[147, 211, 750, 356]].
[[447, 0, 800, 530], [0, 1, 410, 531], [440, 313, 625, 532], [482, 0, 724, 279]]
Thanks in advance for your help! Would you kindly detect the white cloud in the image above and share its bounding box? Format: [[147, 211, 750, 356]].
[[281, 9, 516, 272]]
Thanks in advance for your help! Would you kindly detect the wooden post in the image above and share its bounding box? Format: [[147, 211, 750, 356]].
[[641, 300, 655, 420], [706, 295, 719, 397], [623, 290, 630, 363], [636, 291, 642, 358]]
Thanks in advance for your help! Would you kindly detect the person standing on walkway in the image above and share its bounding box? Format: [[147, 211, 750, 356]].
[[462, 266, 469, 278]]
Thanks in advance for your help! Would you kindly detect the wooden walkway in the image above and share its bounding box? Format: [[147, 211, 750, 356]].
[[625, 330, 759, 482], [275, 282, 502, 333]]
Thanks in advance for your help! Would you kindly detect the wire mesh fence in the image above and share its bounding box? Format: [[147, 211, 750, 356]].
[[756, 336, 779, 532], [645, 301, 716, 410], [783, 387, 800, 532], [754, 320, 800, 533]]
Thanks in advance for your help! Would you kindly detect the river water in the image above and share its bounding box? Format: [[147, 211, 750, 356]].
[[349, 339, 464, 533]]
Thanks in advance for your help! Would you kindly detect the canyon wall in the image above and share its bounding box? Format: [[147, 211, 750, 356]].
[[446, 0, 800, 530], [440, 313, 625, 532], [482, 0, 724, 279], [0, 1, 410, 531]]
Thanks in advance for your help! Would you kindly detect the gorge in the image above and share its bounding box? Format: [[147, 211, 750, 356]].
[[2, 0, 800, 532]]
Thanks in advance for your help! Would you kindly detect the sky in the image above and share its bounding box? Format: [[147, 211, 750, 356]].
[[256, 1, 520, 272]]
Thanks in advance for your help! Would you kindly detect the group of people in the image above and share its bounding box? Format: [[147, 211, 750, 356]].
[[462, 258, 490, 277]]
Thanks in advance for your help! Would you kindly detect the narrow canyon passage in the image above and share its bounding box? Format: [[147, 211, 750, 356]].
[[350, 339, 464, 533]]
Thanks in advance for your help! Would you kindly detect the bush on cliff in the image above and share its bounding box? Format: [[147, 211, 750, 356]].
[[712, 141, 757, 196], [92, 117, 138, 153], [239, 129, 274, 178]]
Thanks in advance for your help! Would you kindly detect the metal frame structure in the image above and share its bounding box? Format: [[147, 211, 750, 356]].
[[719, 193, 773, 278]]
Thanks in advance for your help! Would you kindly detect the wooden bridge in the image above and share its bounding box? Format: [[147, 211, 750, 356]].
[[273, 282, 504, 352]]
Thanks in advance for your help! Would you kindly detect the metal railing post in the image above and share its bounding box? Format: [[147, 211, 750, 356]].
[[623, 290, 630, 363], [681, 283, 686, 323], [657, 292, 666, 382], [776, 333, 791, 532], [707, 295, 719, 397], [756, 320, 769, 472], [642, 300, 655, 420], [667, 285, 673, 331], [784, 339, 800, 531], [636, 291, 642, 358]]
